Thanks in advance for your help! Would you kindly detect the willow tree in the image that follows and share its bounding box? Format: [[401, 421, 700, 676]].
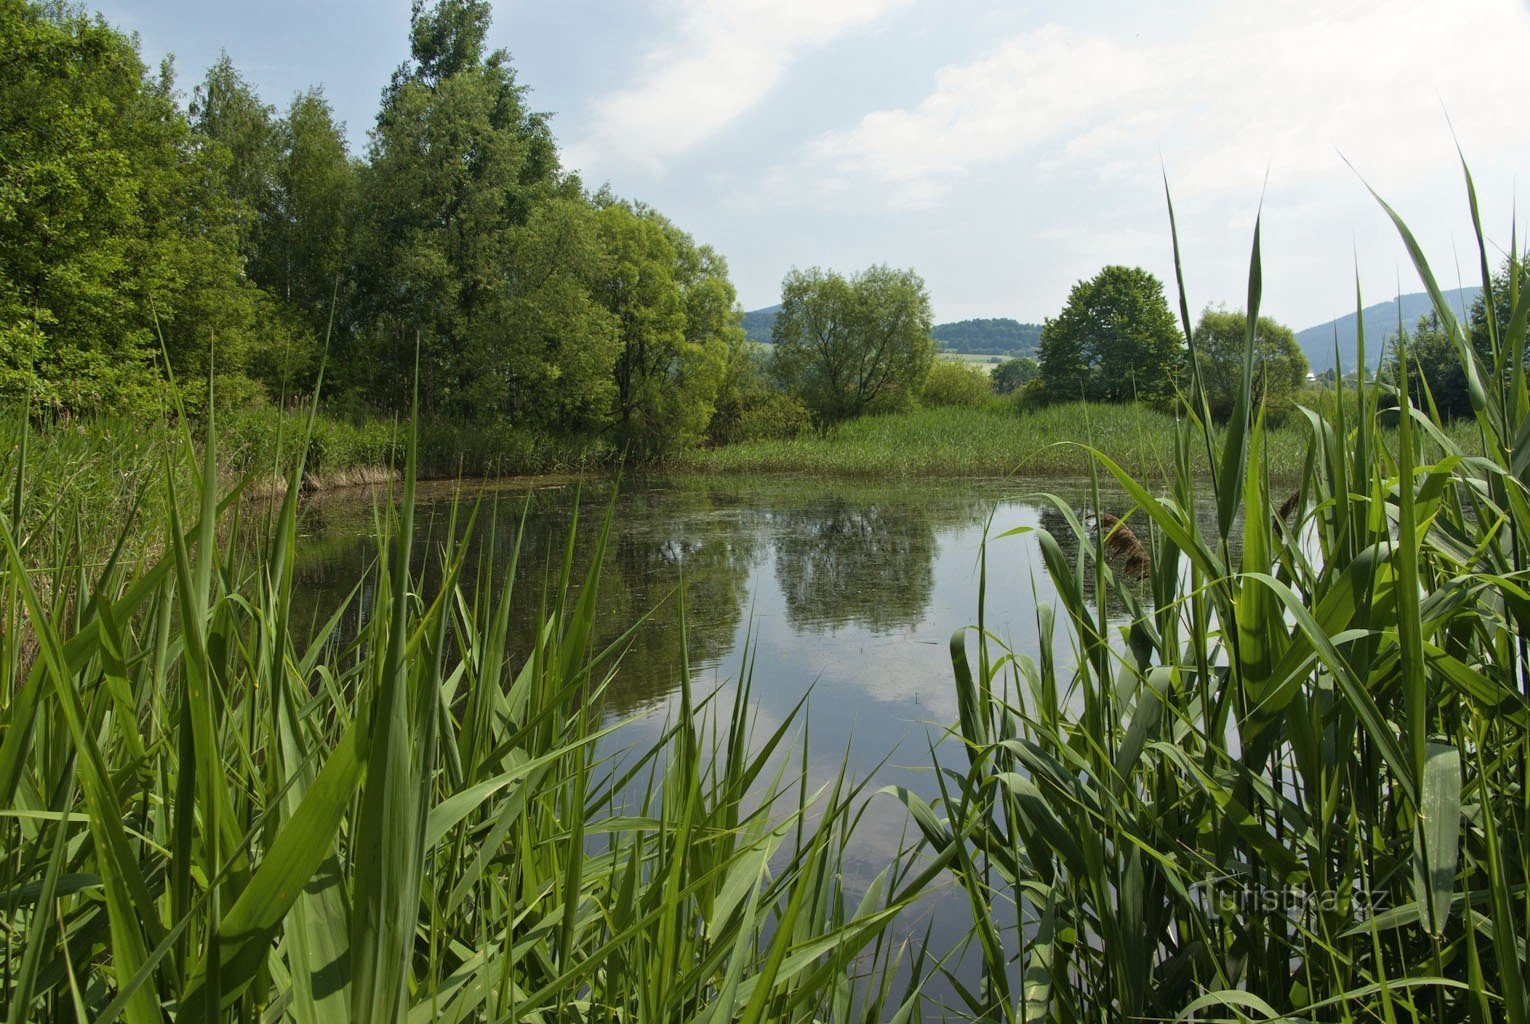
[[769, 265, 935, 423], [595, 203, 733, 455]]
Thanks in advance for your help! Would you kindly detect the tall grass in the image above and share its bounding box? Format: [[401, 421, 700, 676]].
[[909, 170, 1530, 1020], [0, 400, 928, 1020], [678, 400, 1479, 481], [4, 168, 1527, 1024]]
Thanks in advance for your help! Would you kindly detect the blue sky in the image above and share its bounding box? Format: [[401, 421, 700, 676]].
[[100, 0, 1530, 330]]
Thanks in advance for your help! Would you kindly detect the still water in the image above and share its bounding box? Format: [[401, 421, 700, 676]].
[[291, 474, 1131, 987]]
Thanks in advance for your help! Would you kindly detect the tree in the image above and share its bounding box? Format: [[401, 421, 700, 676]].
[[1037, 266, 1183, 404], [1190, 308, 1307, 420], [595, 203, 731, 454], [992, 356, 1038, 394], [242, 89, 358, 394], [1383, 255, 1529, 421], [770, 265, 934, 423], [0, 2, 268, 413], [1386, 312, 1474, 419], [190, 55, 280, 256], [354, 0, 577, 416]]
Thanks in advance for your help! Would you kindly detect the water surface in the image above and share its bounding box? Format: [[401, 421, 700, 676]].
[[292, 474, 1138, 987]]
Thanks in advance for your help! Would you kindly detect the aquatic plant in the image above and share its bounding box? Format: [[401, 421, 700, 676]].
[[912, 168, 1530, 1021]]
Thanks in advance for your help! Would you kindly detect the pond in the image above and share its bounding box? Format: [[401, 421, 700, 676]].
[[289, 473, 1138, 996]]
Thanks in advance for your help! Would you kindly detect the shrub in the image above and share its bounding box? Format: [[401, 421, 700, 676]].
[[921, 360, 992, 407]]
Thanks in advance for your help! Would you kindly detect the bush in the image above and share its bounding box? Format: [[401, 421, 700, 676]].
[[921, 361, 993, 407], [992, 356, 1038, 395], [731, 391, 812, 442], [707, 344, 812, 445]]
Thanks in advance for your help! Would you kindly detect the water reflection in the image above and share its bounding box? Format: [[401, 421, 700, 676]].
[[594, 488, 764, 712], [770, 492, 999, 633], [288, 475, 1144, 1001], [771, 498, 936, 633]]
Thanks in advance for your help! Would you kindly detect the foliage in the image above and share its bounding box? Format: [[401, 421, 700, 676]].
[[1191, 307, 1307, 420], [914, 180, 1530, 1022], [1037, 265, 1184, 405], [707, 340, 811, 445], [0, 0, 757, 457], [1388, 256, 1529, 420], [1387, 311, 1479, 419], [353, 0, 577, 417], [990, 356, 1038, 394], [770, 265, 935, 423], [0, 410, 922, 1021], [920, 360, 993, 407], [0, 1, 269, 412], [596, 202, 733, 455]]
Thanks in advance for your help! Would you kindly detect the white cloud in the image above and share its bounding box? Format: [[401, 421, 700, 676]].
[[785, 0, 1530, 209], [567, 0, 911, 175]]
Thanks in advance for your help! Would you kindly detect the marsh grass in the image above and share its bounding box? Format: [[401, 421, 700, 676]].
[[0, 397, 928, 1021], [677, 400, 1479, 482], [905, 170, 1530, 1021], [3, 165, 1527, 1024]]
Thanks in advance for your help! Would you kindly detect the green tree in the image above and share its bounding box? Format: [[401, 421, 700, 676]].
[[992, 356, 1038, 394], [595, 203, 731, 454], [243, 89, 359, 393], [1191, 308, 1307, 420], [1385, 256, 1529, 421], [190, 55, 334, 398], [1037, 265, 1183, 404], [0, 1, 267, 412], [707, 340, 811, 445], [355, 0, 576, 416], [770, 265, 934, 423], [190, 55, 279, 255]]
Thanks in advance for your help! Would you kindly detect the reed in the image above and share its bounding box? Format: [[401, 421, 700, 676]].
[[678, 400, 1478, 482], [909, 168, 1530, 1021], [0, 396, 924, 1021]]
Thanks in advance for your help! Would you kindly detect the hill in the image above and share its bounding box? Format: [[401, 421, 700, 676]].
[[740, 307, 1042, 355], [931, 318, 1042, 355], [1295, 287, 1478, 373], [741, 305, 782, 344]]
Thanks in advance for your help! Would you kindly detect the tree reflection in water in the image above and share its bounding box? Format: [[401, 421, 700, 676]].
[[286, 482, 765, 717], [769, 499, 937, 634]]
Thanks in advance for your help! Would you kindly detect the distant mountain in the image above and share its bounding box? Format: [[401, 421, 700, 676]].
[[740, 306, 1042, 355], [932, 318, 1042, 356], [1296, 287, 1479, 373]]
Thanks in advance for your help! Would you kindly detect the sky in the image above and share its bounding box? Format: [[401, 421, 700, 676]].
[[98, 0, 1530, 331]]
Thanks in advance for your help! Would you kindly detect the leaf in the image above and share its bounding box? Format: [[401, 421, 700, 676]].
[[1414, 742, 1461, 937]]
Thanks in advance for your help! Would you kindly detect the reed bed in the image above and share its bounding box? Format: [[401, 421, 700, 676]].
[[0, 403, 930, 1021], [677, 401, 1479, 483], [907, 173, 1530, 1021]]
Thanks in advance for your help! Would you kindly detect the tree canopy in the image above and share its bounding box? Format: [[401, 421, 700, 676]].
[[1036, 266, 1183, 405], [0, 2, 270, 411], [991, 356, 1038, 395], [770, 265, 934, 423], [1191, 308, 1307, 420]]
